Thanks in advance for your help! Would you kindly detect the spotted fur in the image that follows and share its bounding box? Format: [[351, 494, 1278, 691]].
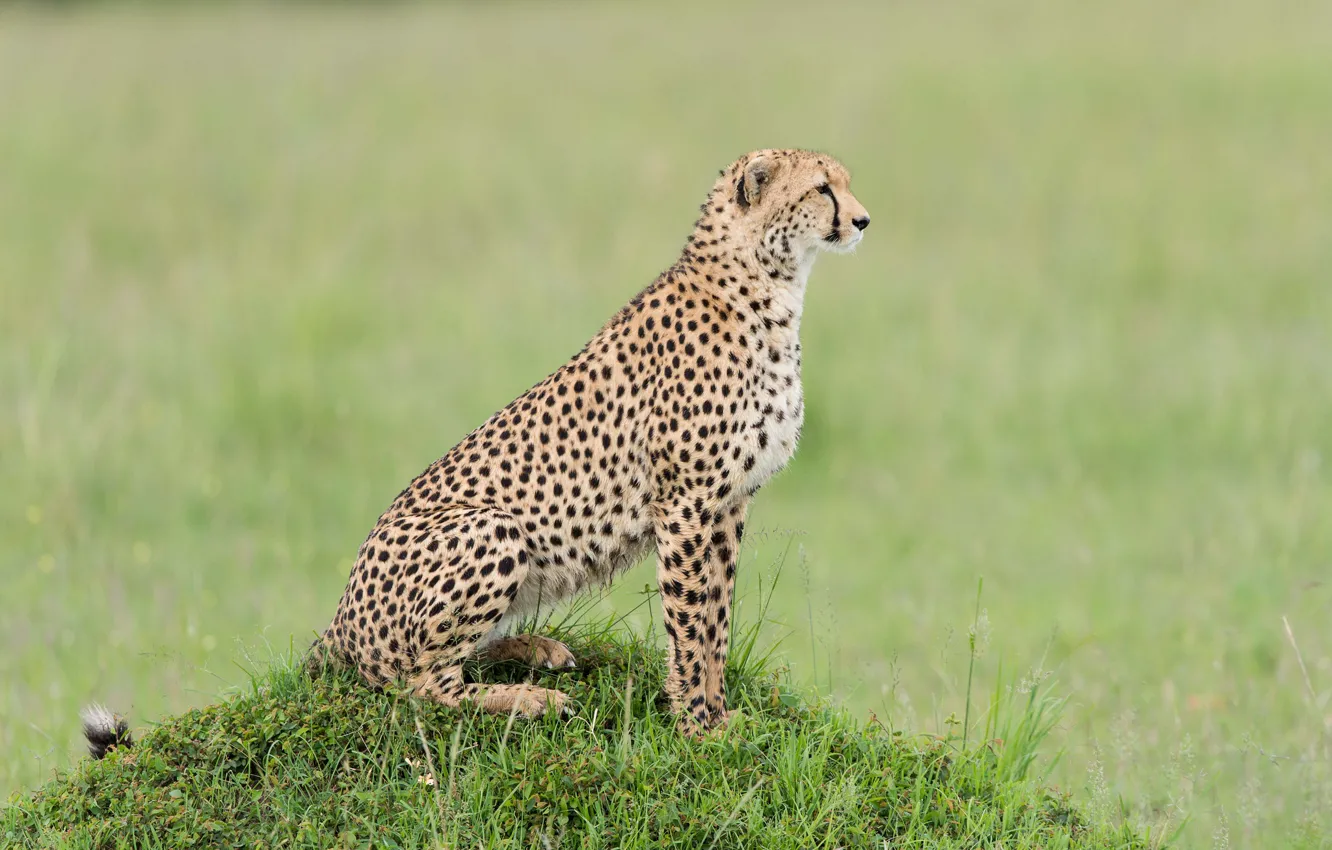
[[314, 149, 870, 734]]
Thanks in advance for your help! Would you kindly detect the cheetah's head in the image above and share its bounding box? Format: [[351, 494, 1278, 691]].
[[725, 149, 870, 261]]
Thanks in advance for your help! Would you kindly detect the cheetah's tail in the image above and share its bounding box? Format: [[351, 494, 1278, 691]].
[[80, 703, 133, 760]]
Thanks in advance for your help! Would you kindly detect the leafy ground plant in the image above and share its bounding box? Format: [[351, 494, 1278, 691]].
[[4, 623, 1153, 849]]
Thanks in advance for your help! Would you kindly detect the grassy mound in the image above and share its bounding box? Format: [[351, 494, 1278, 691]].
[[4, 628, 1150, 849]]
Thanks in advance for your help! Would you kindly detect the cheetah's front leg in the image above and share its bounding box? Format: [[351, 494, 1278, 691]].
[[702, 497, 749, 727], [653, 495, 745, 734]]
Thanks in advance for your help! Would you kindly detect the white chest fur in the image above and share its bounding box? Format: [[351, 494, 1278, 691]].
[[737, 321, 805, 494]]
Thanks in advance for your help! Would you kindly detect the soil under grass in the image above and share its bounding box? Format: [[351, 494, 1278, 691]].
[[3, 627, 1153, 849]]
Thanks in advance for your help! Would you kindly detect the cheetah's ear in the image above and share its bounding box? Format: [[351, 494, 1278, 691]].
[[737, 156, 775, 209]]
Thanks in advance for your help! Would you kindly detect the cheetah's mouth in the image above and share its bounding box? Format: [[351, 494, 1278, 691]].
[[819, 182, 862, 252], [822, 228, 862, 253]]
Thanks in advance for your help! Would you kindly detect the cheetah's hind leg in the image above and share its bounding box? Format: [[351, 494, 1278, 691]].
[[478, 633, 577, 669], [408, 646, 572, 719], [402, 508, 571, 718]]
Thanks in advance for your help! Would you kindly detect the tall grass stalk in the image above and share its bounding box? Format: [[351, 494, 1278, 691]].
[[962, 577, 984, 751]]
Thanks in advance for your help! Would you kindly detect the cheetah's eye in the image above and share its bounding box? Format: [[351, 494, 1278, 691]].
[[816, 183, 833, 197]]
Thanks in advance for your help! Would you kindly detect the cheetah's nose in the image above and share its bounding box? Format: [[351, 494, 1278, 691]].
[[852, 216, 870, 232]]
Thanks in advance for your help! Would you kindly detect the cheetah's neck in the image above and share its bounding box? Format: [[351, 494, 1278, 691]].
[[685, 204, 817, 332]]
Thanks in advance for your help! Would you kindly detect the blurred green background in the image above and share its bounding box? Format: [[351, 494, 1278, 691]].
[[2, 2, 1330, 846]]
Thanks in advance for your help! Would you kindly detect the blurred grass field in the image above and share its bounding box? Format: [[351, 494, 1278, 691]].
[[2, 1, 1330, 846]]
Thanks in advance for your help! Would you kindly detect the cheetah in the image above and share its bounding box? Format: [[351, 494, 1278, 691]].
[[313, 149, 870, 734]]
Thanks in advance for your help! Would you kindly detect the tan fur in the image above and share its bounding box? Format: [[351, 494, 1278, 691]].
[[315, 149, 869, 733]]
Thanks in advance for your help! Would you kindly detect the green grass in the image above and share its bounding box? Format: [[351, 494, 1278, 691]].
[[3, 624, 1154, 849], [2, 2, 1331, 848]]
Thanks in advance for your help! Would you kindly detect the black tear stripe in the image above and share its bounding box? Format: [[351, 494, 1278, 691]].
[[819, 183, 841, 242]]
